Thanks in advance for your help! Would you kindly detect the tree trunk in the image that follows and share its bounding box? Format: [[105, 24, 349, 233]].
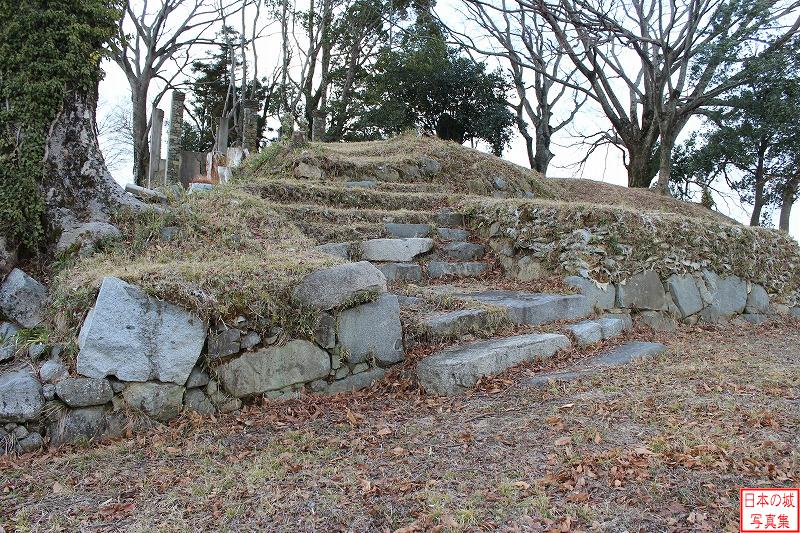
[[779, 168, 799, 232], [43, 85, 142, 253], [627, 146, 656, 188], [533, 125, 553, 176], [131, 86, 150, 187], [750, 141, 768, 226], [655, 130, 676, 195]]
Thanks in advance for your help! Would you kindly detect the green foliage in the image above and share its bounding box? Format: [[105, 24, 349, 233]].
[[0, 0, 119, 251], [672, 39, 800, 222], [353, 23, 514, 155]]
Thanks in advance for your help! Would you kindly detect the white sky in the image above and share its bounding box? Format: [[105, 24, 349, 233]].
[[96, 0, 800, 241]]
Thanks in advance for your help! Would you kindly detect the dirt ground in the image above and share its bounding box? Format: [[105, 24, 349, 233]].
[[2, 319, 799, 532]]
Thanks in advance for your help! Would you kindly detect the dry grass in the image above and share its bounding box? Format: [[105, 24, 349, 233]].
[[49, 185, 339, 343], [3, 320, 798, 532]]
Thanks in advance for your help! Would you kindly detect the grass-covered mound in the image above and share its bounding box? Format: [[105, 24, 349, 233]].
[[464, 197, 800, 301], [50, 186, 339, 345]]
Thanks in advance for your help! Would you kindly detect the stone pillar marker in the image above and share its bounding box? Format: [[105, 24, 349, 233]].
[[216, 116, 229, 156], [147, 107, 164, 189], [165, 91, 185, 185], [242, 100, 259, 153]]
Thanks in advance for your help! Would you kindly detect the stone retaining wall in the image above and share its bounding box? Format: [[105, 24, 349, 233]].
[[0, 262, 403, 452]]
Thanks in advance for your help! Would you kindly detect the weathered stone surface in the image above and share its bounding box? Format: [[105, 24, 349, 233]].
[[292, 261, 386, 310], [0, 371, 44, 421], [0, 321, 18, 342], [344, 180, 377, 189], [699, 271, 747, 317], [666, 274, 703, 318], [205, 380, 242, 413], [17, 431, 43, 453], [436, 228, 470, 241], [384, 223, 432, 238], [56, 221, 122, 253], [443, 242, 485, 261], [207, 328, 241, 359], [184, 388, 215, 415], [241, 331, 261, 351], [564, 276, 616, 311], [616, 270, 666, 310], [514, 256, 547, 281], [0, 269, 47, 328], [377, 263, 423, 282], [325, 368, 386, 395], [361, 238, 434, 262], [419, 156, 442, 176], [739, 313, 769, 325], [55, 378, 113, 408], [637, 311, 678, 332], [0, 236, 16, 279], [460, 291, 591, 326], [185, 366, 210, 388], [123, 382, 185, 422], [567, 321, 603, 347], [434, 209, 464, 227], [600, 312, 633, 331], [417, 333, 570, 395], [216, 340, 330, 397], [48, 405, 109, 446], [314, 313, 337, 349], [427, 261, 487, 279], [397, 295, 424, 309], [338, 293, 404, 366], [314, 242, 351, 259], [596, 317, 625, 339], [791, 307, 800, 317], [745, 284, 770, 314], [422, 309, 491, 339], [28, 343, 47, 360], [0, 343, 14, 363], [525, 342, 667, 387], [294, 161, 323, 179], [76, 277, 206, 385], [375, 164, 400, 181]]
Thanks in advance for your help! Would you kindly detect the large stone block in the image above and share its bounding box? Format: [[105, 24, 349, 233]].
[[384, 223, 432, 238], [422, 308, 491, 339], [314, 242, 351, 259], [427, 261, 487, 279], [0, 371, 44, 421], [636, 311, 677, 332], [377, 263, 423, 282], [338, 293, 404, 366], [361, 238, 434, 262], [417, 333, 570, 395], [76, 277, 206, 385], [461, 291, 591, 326], [666, 274, 703, 318], [567, 321, 603, 347], [55, 377, 113, 408], [292, 261, 386, 310], [616, 270, 666, 310], [443, 242, 485, 261], [700, 271, 747, 317], [123, 382, 185, 422], [564, 276, 616, 310], [48, 405, 109, 446], [0, 268, 47, 328], [325, 368, 386, 395], [745, 284, 770, 314], [216, 340, 330, 398]]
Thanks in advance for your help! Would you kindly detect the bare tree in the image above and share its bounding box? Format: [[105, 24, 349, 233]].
[[109, 0, 233, 185], [447, 0, 584, 175], [525, 0, 800, 191]]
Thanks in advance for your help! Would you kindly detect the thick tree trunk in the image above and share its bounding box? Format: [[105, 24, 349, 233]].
[[655, 131, 676, 195], [627, 146, 656, 188], [533, 126, 554, 176], [779, 169, 799, 232], [43, 85, 142, 253]]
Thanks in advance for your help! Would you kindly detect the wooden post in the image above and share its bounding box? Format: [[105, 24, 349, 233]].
[[147, 107, 164, 189], [242, 100, 259, 153], [165, 91, 185, 185], [216, 116, 230, 155]]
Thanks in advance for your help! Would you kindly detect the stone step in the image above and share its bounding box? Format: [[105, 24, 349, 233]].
[[376, 262, 423, 283], [344, 180, 378, 189], [455, 290, 591, 325], [427, 261, 488, 279], [565, 315, 627, 347], [524, 341, 667, 387], [437, 227, 471, 241], [442, 242, 485, 261], [361, 238, 434, 262], [434, 208, 465, 228], [384, 222, 433, 238], [270, 202, 437, 225], [420, 308, 495, 339], [417, 333, 571, 395]]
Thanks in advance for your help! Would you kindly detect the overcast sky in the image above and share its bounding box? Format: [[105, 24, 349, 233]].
[[96, 0, 800, 241]]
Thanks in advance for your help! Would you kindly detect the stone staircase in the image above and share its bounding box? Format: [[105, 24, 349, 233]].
[[261, 174, 665, 397]]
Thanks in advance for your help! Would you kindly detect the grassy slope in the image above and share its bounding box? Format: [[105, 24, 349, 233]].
[[4, 319, 798, 531]]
